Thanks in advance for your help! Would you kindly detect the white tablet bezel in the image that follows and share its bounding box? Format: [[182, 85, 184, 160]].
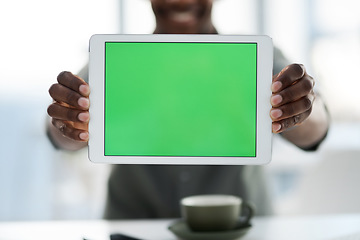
[[88, 34, 273, 165]]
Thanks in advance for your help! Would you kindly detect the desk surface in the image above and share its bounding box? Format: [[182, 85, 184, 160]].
[[1, 214, 360, 240]]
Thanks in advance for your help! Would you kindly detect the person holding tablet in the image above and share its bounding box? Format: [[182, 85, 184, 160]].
[[47, 0, 330, 218]]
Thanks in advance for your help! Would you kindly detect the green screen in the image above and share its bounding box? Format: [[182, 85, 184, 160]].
[[104, 42, 257, 157]]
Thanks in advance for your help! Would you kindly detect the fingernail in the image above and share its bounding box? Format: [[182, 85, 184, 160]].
[[271, 95, 282, 106], [78, 97, 90, 108], [271, 81, 282, 92], [270, 109, 283, 119], [272, 123, 281, 132], [78, 112, 89, 122], [79, 84, 90, 96], [79, 132, 89, 141]]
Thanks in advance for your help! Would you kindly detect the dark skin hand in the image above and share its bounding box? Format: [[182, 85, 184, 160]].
[[47, 71, 90, 150], [270, 64, 328, 148], [270, 63, 314, 133]]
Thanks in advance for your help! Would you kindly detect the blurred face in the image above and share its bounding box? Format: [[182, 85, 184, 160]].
[[151, 0, 216, 34]]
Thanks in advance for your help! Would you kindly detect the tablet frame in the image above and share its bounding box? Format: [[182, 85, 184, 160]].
[[88, 34, 273, 165]]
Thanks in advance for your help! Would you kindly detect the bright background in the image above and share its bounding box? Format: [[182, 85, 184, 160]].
[[0, 0, 359, 220]]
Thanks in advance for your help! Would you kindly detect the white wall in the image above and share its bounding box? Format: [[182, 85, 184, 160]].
[[0, 0, 117, 220]]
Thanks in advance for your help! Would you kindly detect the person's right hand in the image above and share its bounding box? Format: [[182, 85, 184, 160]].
[[47, 71, 90, 142]]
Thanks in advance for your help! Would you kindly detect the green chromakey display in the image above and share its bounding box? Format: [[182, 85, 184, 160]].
[[104, 42, 257, 157]]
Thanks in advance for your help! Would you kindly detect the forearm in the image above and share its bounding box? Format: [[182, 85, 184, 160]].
[[280, 95, 329, 149], [47, 118, 88, 151]]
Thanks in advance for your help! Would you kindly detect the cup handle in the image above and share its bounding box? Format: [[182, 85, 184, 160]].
[[238, 201, 255, 227]]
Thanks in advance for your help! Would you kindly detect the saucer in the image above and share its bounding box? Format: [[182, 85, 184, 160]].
[[168, 220, 251, 240]]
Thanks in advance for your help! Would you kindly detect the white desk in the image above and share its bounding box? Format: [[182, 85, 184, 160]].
[[1, 214, 360, 240]]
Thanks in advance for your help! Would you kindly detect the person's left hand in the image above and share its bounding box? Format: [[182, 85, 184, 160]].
[[270, 63, 315, 133]]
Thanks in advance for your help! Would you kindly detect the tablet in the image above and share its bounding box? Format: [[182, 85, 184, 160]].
[[88, 34, 273, 165]]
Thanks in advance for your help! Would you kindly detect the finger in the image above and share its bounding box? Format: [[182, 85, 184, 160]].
[[68, 121, 89, 131], [57, 71, 90, 97], [52, 119, 89, 141], [49, 83, 90, 110], [270, 96, 314, 121], [272, 109, 312, 133], [47, 102, 90, 123], [271, 77, 314, 107], [272, 64, 306, 93]]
